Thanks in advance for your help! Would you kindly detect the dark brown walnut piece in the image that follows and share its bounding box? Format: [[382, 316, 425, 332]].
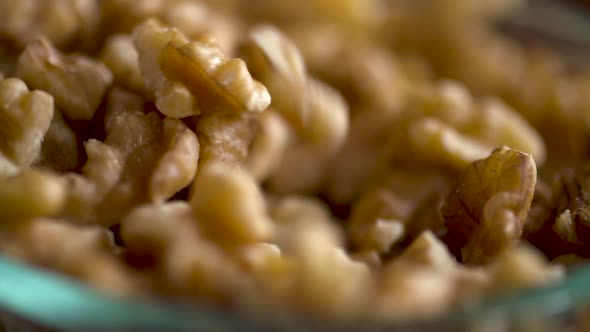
[[441, 146, 537, 264], [35, 109, 79, 172], [552, 167, 590, 234], [526, 166, 590, 259]]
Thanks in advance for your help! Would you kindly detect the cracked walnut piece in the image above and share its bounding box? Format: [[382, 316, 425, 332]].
[[133, 19, 270, 118], [239, 25, 308, 131], [0, 169, 67, 223], [0, 0, 100, 48], [442, 146, 537, 264], [190, 162, 273, 246], [17, 37, 113, 120], [0, 77, 54, 168]]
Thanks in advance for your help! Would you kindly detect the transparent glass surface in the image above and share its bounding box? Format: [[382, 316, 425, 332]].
[[1, 256, 590, 332]]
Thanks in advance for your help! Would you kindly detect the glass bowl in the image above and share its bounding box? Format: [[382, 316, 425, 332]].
[[4, 1, 590, 332], [2, 256, 590, 332]]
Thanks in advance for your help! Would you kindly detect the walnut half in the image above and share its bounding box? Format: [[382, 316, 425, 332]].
[[0, 77, 54, 167], [17, 37, 113, 120], [441, 146, 536, 264]]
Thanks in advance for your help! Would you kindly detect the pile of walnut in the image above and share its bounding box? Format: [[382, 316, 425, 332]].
[[0, 0, 587, 322]]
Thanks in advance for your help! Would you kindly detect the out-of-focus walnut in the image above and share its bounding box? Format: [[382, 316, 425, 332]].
[[0, 153, 18, 178], [241, 26, 350, 150], [523, 179, 553, 237], [376, 234, 457, 319], [393, 0, 525, 30], [394, 231, 459, 270], [0, 53, 20, 79], [194, 111, 258, 168], [121, 201, 246, 303], [288, 25, 405, 112], [0, 77, 54, 167], [463, 97, 546, 166], [323, 109, 399, 204], [343, 167, 451, 240], [526, 166, 590, 259], [17, 37, 113, 120], [284, 220, 372, 317], [406, 190, 447, 239], [234, 242, 281, 270], [347, 188, 407, 252], [269, 195, 331, 225], [405, 116, 492, 170], [266, 78, 349, 194], [551, 168, 590, 237], [0, 170, 67, 223], [161, 1, 239, 55], [381, 168, 451, 218], [238, 0, 385, 35], [441, 146, 537, 264], [266, 143, 330, 195], [553, 210, 578, 243], [0, 0, 100, 49], [376, 231, 489, 319], [101, 0, 239, 55], [245, 110, 290, 181], [163, 227, 247, 303], [60, 174, 100, 223], [121, 201, 195, 257], [190, 162, 273, 246], [12, 217, 114, 263], [391, 81, 546, 172], [350, 250, 381, 271], [100, 34, 145, 93], [486, 245, 564, 293], [36, 109, 79, 172], [7, 217, 137, 295], [376, 264, 455, 319], [302, 78, 349, 151], [239, 25, 308, 131]]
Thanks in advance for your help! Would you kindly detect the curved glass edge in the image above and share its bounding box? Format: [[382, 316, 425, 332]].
[[1, 257, 590, 332], [0, 257, 251, 332]]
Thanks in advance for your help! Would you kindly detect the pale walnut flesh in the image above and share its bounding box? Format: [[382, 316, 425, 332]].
[[160, 39, 271, 114], [17, 37, 113, 120], [441, 146, 537, 264], [239, 25, 308, 131], [100, 34, 145, 93], [149, 118, 199, 203], [0, 170, 67, 223], [0, 0, 100, 48], [133, 19, 270, 116], [194, 111, 259, 168], [190, 162, 273, 246], [0, 77, 54, 167], [36, 109, 79, 172], [245, 110, 290, 181]]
